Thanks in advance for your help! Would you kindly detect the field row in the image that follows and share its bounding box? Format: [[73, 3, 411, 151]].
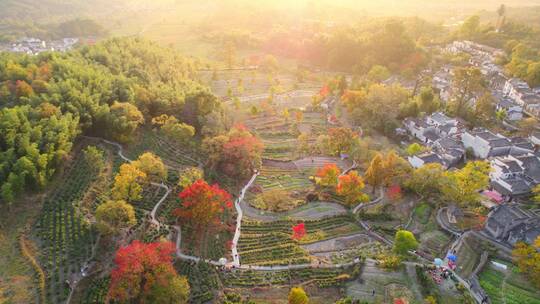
[[34, 147, 100, 304]]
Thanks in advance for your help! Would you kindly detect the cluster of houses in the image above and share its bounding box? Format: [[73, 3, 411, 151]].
[[402, 111, 540, 247], [404, 41, 540, 249], [404, 112, 466, 169], [403, 112, 540, 198], [440, 40, 540, 122], [0, 37, 79, 55]]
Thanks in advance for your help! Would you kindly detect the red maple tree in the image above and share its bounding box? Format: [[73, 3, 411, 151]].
[[387, 184, 403, 201], [108, 240, 187, 303], [319, 84, 331, 97], [218, 125, 263, 179], [173, 180, 233, 235], [292, 222, 306, 240]]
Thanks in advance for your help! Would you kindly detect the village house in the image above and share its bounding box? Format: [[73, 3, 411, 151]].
[[502, 78, 540, 118], [484, 204, 540, 247], [493, 93, 523, 121], [490, 154, 540, 197], [529, 132, 540, 146], [461, 128, 513, 159], [432, 66, 452, 103], [408, 151, 446, 169]]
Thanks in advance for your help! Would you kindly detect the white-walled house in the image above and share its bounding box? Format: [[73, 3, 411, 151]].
[[490, 154, 540, 196], [408, 152, 446, 169], [529, 132, 540, 146], [461, 128, 512, 159]]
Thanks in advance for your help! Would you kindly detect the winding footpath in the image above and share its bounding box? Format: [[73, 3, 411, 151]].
[[231, 172, 259, 266], [352, 187, 384, 214]]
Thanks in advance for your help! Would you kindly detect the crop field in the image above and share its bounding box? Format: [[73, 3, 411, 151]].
[[255, 166, 313, 192], [33, 148, 100, 304], [124, 129, 200, 169], [79, 277, 109, 304], [418, 230, 451, 258], [244, 112, 327, 161], [201, 71, 298, 97], [479, 262, 540, 304], [454, 235, 481, 279], [238, 215, 362, 265], [221, 265, 360, 288], [176, 261, 221, 304]]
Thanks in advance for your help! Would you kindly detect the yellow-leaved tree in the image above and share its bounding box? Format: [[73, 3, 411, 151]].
[[132, 152, 167, 182], [112, 163, 147, 202], [441, 161, 490, 207], [95, 200, 136, 235]]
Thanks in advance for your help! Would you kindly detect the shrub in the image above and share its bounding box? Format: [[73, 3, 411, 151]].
[[253, 189, 303, 212], [288, 287, 309, 304], [377, 253, 401, 269]]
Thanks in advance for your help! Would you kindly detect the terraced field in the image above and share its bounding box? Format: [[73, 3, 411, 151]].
[[176, 262, 221, 304], [238, 215, 362, 266], [255, 166, 313, 192], [124, 129, 200, 169], [221, 266, 360, 288], [244, 112, 328, 161]]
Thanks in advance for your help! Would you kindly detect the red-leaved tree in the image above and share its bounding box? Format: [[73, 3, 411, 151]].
[[203, 124, 263, 179], [292, 222, 306, 240], [315, 163, 341, 188], [320, 85, 330, 98], [387, 184, 402, 201], [108, 240, 189, 304], [337, 171, 369, 206], [173, 180, 232, 237]]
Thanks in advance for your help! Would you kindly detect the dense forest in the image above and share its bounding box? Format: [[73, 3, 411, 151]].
[[0, 37, 227, 205]]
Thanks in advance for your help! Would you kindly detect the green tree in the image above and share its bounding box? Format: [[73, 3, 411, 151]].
[[260, 55, 279, 73], [393, 230, 418, 255], [531, 184, 540, 205], [95, 200, 136, 235], [83, 146, 105, 174], [512, 241, 540, 288], [406, 143, 425, 156], [459, 15, 480, 39], [450, 67, 485, 118], [519, 117, 538, 136], [474, 92, 496, 125], [288, 287, 309, 304], [153, 115, 195, 144], [417, 87, 440, 114], [367, 65, 390, 82], [405, 163, 446, 197], [178, 167, 204, 189], [105, 101, 144, 143], [526, 62, 540, 88]]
